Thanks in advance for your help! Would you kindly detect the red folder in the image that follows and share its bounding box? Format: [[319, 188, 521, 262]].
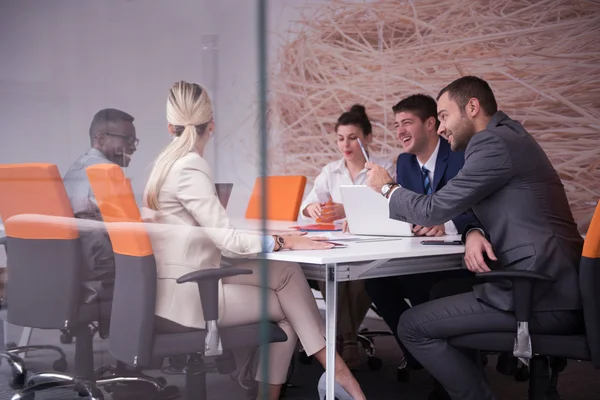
[[290, 223, 341, 232]]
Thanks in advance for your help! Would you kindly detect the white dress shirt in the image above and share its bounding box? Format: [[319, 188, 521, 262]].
[[301, 156, 396, 221], [390, 139, 458, 235]]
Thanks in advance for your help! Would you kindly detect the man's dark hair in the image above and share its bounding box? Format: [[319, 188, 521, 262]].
[[437, 76, 498, 116], [89, 108, 135, 141], [335, 104, 372, 135], [392, 94, 439, 128]]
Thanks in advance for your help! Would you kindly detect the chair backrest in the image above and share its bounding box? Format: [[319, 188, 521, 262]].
[[86, 163, 157, 367], [0, 163, 81, 329], [245, 175, 307, 221], [580, 199, 600, 367]]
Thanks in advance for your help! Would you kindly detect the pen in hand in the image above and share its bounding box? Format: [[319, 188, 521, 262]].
[[357, 138, 370, 163]]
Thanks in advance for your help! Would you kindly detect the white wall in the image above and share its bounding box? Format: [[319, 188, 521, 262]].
[[0, 0, 218, 203], [205, 0, 335, 216], [0, 0, 334, 218]]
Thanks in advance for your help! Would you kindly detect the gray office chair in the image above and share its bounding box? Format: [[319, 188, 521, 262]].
[[0, 163, 144, 400], [86, 163, 288, 399], [448, 201, 600, 399], [0, 236, 68, 390]]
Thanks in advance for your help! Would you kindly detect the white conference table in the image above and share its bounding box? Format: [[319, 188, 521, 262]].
[[0, 218, 465, 397], [233, 219, 465, 399]]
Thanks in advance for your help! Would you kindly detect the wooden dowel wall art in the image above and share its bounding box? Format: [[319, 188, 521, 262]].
[[267, 0, 600, 232]]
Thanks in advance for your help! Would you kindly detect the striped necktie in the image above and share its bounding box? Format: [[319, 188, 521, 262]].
[[421, 166, 432, 195]]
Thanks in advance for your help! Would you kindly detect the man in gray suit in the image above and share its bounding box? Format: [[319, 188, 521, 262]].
[[365, 76, 583, 400]]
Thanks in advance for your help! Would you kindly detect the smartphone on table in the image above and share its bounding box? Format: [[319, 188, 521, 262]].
[[420, 240, 463, 246]]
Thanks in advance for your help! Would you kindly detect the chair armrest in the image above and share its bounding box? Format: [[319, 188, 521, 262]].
[[176, 268, 252, 322], [476, 270, 555, 322], [0, 236, 6, 248]]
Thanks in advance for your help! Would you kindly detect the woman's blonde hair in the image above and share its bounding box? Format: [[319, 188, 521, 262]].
[[145, 81, 213, 210]]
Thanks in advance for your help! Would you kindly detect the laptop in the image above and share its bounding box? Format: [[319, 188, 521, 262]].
[[215, 183, 234, 209], [340, 185, 413, 236]]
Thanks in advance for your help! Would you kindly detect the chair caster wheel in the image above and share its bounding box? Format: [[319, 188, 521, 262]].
[[246, 383, 258, 399], [152, 385, 180, 400], [60, 333, 73, 344], [367, 356, 383, 371], [74, 380, 103, 399], [104, 383, 114, 394], [53, 358, 68, 372], [156, 376, 167, 386], [496, 352, 518, 375], [168, 355, 186, 371], [298, 351, 312, 365], [514, 364, 529, 381], [9, 371, 27, 390], [397, 367, 410, 382], [481, 353, 488, 366]]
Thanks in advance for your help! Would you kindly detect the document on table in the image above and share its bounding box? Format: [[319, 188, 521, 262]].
[[306, 231, 404, 243]]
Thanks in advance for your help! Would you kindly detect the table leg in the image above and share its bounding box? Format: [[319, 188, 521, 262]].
[[325, 263, 337, 400]]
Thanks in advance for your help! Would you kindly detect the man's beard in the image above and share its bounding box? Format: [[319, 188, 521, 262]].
[[450, 115, 475, 151], [113, 150, 131, 167]]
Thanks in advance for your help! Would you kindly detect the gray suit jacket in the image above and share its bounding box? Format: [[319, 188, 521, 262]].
[[389, 111, 583, 312]]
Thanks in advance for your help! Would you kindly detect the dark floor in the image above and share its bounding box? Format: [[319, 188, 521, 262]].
[[1, 314, 599, 399]]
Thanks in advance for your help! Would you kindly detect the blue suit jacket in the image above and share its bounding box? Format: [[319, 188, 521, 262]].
[[395, 138, 476, 234]]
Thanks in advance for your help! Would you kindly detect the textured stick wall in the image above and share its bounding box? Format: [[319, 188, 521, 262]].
[[268, 0, 600, 232]]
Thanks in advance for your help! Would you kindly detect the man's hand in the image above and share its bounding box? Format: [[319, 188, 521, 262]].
[[365, 162, 393, 193], [319, 202, 345, 222], [464, 230, 497, 273], [412, 224, 445, 237]]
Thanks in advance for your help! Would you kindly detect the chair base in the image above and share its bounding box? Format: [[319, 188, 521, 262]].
[[0, 351, 27, 389], [11, 370, 173, 400], [6, 344, 68, 372], [495, 352, 530, 381], [11, 374, 104, 400], [357, 329, 395, 372]]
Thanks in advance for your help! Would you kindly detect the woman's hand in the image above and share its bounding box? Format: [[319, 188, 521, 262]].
[[303, 202, 324, 219], [281, 235, 334, 250], [319, 202, 346, 222], [342, 220, 350, 233]]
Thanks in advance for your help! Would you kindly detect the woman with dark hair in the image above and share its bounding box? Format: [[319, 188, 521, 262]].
[[300, 104, 395, 369]]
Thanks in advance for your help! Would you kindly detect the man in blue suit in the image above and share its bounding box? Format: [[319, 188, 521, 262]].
[[365, 94, 475, 395]]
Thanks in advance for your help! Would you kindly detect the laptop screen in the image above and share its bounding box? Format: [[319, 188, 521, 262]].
[[215, 183, 234, 208]]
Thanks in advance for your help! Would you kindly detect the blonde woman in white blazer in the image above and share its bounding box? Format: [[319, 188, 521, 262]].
[[143, 81, 366, 400]]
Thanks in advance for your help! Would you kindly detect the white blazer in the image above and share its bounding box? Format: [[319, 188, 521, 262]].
[[144, 152, 263, 329]]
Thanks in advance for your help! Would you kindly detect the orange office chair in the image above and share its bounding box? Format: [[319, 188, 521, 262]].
[[0, 163, 120, 399], [86, 164, 288, 400], [0, 164, 70, 384], [245, 175, 307, 221]]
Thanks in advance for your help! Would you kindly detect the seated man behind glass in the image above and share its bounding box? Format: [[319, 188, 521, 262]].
[[63, 108, 138, 303]]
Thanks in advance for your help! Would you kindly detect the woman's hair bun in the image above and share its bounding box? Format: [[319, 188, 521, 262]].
[[349, 104, 366, 115]]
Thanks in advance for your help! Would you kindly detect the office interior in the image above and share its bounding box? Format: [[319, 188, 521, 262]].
[[1, 0, 599, 399]]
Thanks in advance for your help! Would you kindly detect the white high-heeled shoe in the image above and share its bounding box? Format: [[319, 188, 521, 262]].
[[317, 372, 354, 400]]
